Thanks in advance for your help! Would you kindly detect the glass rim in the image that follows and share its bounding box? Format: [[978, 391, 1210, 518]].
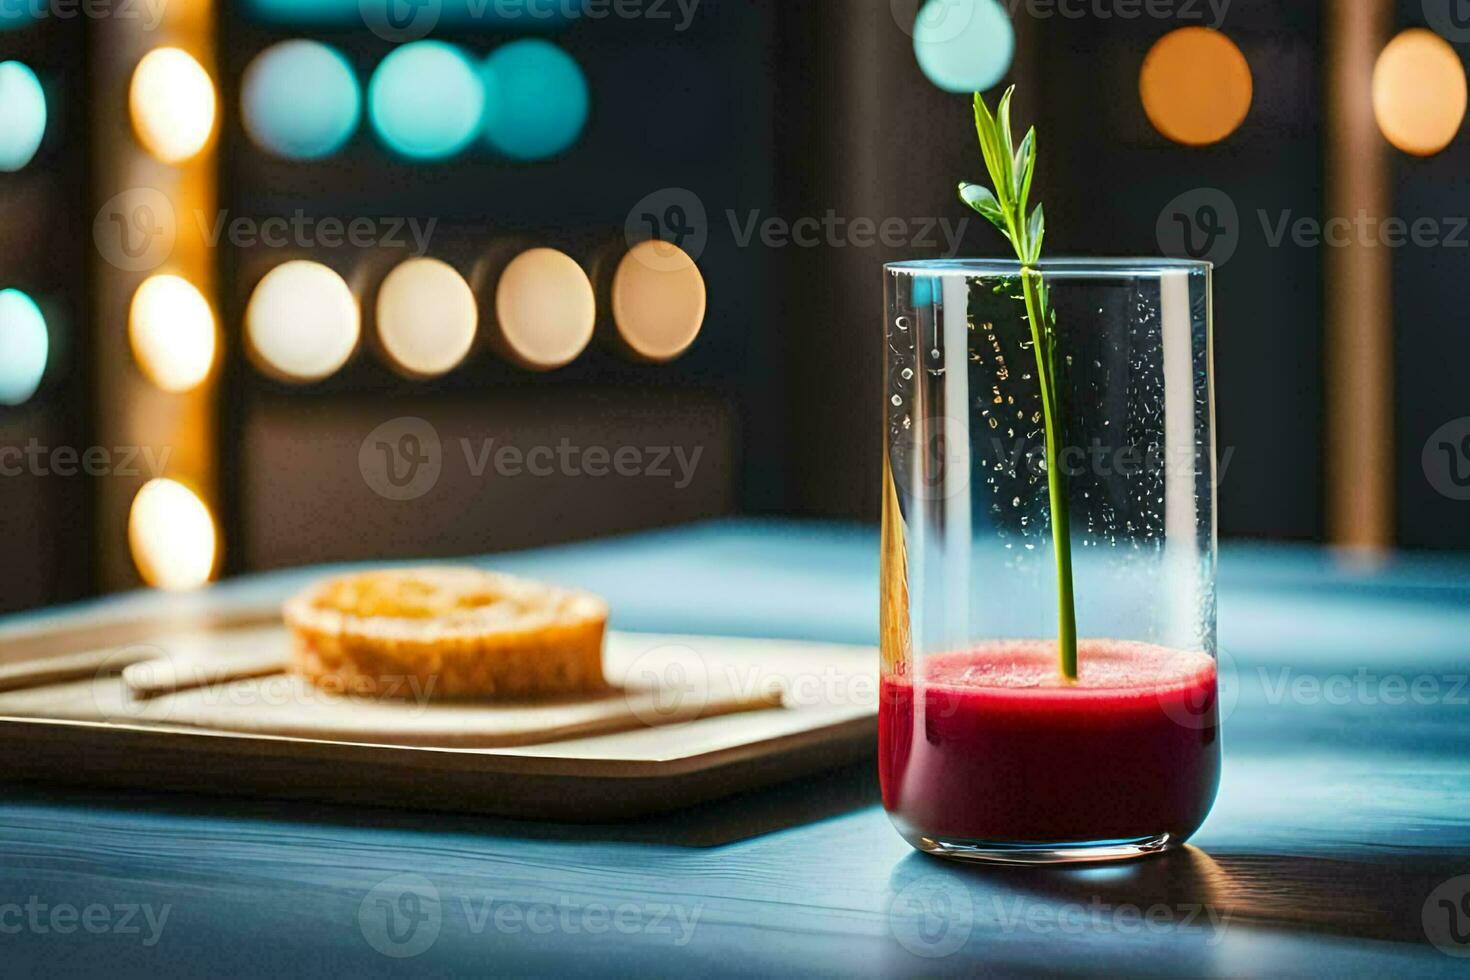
[[885, 257, 1211, 278]]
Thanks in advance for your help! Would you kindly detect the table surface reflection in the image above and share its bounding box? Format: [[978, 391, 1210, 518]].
[[2, 519, 1468, 978]]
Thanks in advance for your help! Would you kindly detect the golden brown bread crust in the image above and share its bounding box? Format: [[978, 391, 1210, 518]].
[[283, 567, 608, 699]]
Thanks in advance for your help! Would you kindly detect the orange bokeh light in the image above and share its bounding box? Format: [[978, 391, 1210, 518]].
[[1140, 27, 1253, 146], [1373, 28, 1467, 157]]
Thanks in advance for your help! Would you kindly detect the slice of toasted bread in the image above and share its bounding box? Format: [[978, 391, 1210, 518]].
[[283, 567, 608, 700]]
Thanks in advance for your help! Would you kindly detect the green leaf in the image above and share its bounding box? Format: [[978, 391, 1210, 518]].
[[1015, 127, 1036, 210], [995, 86, 1016, 202], [971, 95, 1004, 194], [958, 181, 1007, 232], [1026, 203, 1045, 262]]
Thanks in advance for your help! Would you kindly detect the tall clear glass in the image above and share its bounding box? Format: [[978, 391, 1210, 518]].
[[880, 258, 1219, 865]]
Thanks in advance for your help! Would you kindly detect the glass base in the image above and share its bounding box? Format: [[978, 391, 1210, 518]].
[[908, 831, 1178, 866]]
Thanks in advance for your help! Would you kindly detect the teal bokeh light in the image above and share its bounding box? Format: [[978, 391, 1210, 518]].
[[242, 40, 360, 160], [912, 0, 1014, 94], [0, 3, 37, 30], [246, 0, 582, 26], [0, 61, 46, 172], [369, 41, 484, 160], [482, 39, 588, 161], [0, 289, 48, 406]]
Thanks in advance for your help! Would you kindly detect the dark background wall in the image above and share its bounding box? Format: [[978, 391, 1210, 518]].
[[0, 0, 1467, 615]]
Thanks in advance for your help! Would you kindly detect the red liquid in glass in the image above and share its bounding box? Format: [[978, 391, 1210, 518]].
[[879, 640, 1220, 846]]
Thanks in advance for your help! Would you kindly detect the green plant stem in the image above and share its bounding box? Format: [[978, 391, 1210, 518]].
[[1021, 267, 1078, 681]]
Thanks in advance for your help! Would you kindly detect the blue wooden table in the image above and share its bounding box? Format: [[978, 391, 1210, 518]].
[[3, 520, 1470, 977]]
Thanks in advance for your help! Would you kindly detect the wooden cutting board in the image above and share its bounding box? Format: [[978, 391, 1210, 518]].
[[0, 614, 879, 821], [5, 626, 789, 748]]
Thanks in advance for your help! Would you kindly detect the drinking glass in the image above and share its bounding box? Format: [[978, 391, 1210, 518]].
[[880, 258, 1219, 864]]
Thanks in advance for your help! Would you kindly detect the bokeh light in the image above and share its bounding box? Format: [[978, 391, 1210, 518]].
[[241, 40, 360, 160], [129, 48, 217, 164], [0, 4, 38, 30], [482, 39, 589, 161], [376, 258, 477, 378], [129, 478, 217, 591], [1373, 28, 1467, 157], [0, 288, 47, 406], [246, 0, 580, 27], [129, 275, 216, 393], [611, 242, 706, 363], [911, 0, 1014, 94], [368, 41, 484, 160], [0, 61, 46, 172], [245, 261, 360, 382], [1140, 27, 1252, 146], [494, 247, 595, 370]]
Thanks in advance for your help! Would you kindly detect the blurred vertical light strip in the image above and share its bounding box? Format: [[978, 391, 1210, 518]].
[[1324, 0, 1393, 552], [95, 0, 221, 589]]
